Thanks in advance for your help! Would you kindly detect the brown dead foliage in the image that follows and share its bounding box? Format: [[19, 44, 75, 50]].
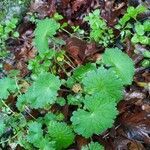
[[66, 37, 103, 64]]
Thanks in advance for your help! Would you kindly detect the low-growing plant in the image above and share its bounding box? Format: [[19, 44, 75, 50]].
[[33, 18, 61, 55], [117, 5, 147, 28], [0, 48, 134, 149], [0, 17, 19, 57], [28, 49, 65, 79], [26, 12, 38, 23], [116, 5, 149, 45], [84, 9, 114, 47], [131, 20, 150, 45], [0, 12, 135, 150], [141, 50, 150, 68]]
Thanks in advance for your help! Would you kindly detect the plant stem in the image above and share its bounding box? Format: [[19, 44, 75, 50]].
[[15, 76, 22, 95], [0, 132, 19, 144], [61, 28, 82, 40], [64, 54, 76, 68], [1, 100, 15, 115], [64, 59, 75, 69]]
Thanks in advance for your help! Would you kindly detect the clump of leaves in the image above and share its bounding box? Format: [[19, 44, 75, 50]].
[[47, 121, 75, 149], [0, 51, 134, 149], [32, 17, 66, 79], [0, 11, 135, 150], [84, 9, 114, 47], [28, 49, 65, 79], [0, 17, 19, 57], [141, 50, 150, 68], [117, 5, 147, 28], [82, 67, 123, 100], [131, 20, 150, 45], [26, 121, 56, 149], [102, 48, 135, 85], [20, 118, 75, 150], [34, 18, 60, 54], [69, 48, 134, 138], [0, 77, 17, 100], [17, 73, 61, 110], [116, 5, 149, 45], [28, 49, 56, 79], [71, 94, 118, 138]]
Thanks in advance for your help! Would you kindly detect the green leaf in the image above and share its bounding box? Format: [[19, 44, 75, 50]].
[[67, 94, 84, 106], [66, 77, 76, 88], [18, 131, 33, 149], [131, 34, 139, 43], [139, 36, 150, 45], [136, 5, 147, 14], [38, 138, 56, 150], [53, 12, 63, 21], [16, 94, 27, 111], [81, 142, 104, 150], [73, 63, 96, 81], [17, 73, 61, 109], [71, 94, 118, 138], [118, 5, 147, 27], [82, 67, 123, 101], [119, 14, 130, 26], [143, 51, 150, 58], [102, 48, 135, 85], [84, 9, 113, 47], [47, 121, 75, 149], [132, 35, 150, 45], [44, 113, 57, 123], [0, 77, 17, 100], [34, 18, 60, 54], [135, 22, 145, 35], [0, 25, 4, 35], [127, 6, 135, 15], [0, 118, 6, 136], [142, 59, 150, 68], [143, 20, 150, 31], [27, 121, 43, 145], [13, 31, 19, 38], [43, 112, 64, 126], [56, 97, 66, 106]]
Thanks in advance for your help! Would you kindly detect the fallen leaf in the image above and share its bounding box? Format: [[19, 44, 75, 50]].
[[66, 37, 101, 64]]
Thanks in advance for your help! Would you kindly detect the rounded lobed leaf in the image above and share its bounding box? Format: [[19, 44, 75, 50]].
[[47, 121, 75, 149], [17, 73, 61, 109], [34, 18, 60, 54], [0, 77, 17, 100], [71, 94, 118, 138], [82, 67, 123, 101], [26, 121, 56, 149], [27, 121, 43, 144], [102, 48, 135, 85], [36, 138, 56, 150], [135, 22, 145, 36], [73, 63, 96, 81]]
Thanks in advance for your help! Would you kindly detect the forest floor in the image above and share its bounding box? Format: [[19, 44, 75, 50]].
[[0, 0, 150, 150]]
